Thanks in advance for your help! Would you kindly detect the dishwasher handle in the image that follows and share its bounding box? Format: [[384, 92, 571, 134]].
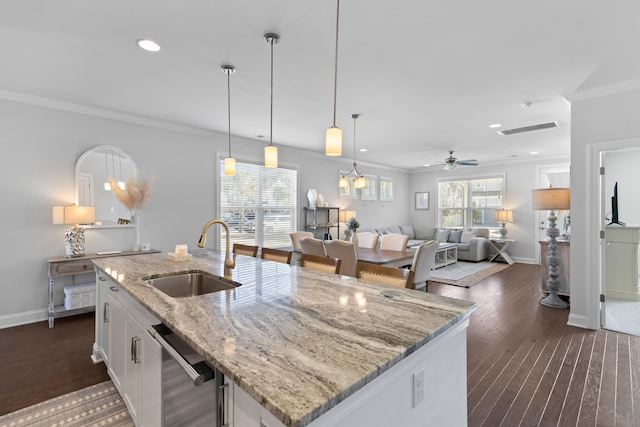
[[149, 324, 214, 386]]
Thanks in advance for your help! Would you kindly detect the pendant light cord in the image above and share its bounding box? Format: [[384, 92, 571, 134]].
[[227, 70, 232, 157], [332, 0, 340, 127], [352, 114, 359, 174], [269, 37, 274, 147], [353, 115, 357, 163]]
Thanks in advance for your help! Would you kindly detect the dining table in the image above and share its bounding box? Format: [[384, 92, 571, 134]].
[[356, 247, 416, 268]]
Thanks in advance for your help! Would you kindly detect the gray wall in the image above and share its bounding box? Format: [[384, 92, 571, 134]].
[[0, 97, 409, 327], [570, 86, 640, 329], [408, 158, 570, 263]]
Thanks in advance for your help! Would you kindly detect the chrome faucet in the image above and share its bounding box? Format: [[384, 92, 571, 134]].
[[197, 219, 235, 279]]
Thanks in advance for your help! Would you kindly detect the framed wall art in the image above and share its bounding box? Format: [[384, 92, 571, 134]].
[[415, 192, 430, 210]]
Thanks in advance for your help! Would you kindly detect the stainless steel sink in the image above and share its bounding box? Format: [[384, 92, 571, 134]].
[[143, 270, 241, 298]]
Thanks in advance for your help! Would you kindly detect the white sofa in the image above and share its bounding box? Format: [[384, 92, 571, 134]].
[[359, 224, 491, 262]]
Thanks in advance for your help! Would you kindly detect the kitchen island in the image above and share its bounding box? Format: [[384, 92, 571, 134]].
[[92, 249, 476, 426]]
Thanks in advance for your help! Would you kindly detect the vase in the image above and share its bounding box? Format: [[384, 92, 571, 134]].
[[131, 210, 141, 251], [349, 230, 358, 247], [307, 189, 317, 208]]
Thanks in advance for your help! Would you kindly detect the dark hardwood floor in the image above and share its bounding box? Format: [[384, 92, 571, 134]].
[[1, 263, 638, 426], [0, 312, 109, 416], [429, 263, 640, 427]]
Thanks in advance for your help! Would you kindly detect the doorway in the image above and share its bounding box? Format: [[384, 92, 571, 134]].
[[600, 148, 640, 336]]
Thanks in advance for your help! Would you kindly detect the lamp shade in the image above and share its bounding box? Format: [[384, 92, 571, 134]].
[[494, 209, 513, 223], [354, 175, 367, 189], [532, 187, 570, 211], [53, 205, 95, 225], [224, 157, 236, 175], [338, 210, 356, 223], [325, 126, 342, 156], [264, 145, 278, 168]]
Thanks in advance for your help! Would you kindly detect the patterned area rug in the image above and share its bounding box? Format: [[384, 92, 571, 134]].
[[430, 261, 510, 288], [0, 381, 132, 427]]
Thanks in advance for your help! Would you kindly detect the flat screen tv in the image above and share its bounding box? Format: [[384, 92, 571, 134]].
[[609, 182, 625, 226]]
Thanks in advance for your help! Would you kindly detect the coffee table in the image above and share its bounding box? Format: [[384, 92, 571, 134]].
[[433, 242, 457, 269]]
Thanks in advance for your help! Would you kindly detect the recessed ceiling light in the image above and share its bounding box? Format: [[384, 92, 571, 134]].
[[489, 123, 502, 128], [359, 148, 367, 152], [137, 39, 161, 52], [530, 151, 539, 155]]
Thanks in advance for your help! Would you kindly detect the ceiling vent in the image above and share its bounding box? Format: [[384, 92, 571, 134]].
[[497, 121, 559, 136]]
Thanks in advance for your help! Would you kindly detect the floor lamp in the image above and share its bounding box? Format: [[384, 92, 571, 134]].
[[532, 187, 570, 308]]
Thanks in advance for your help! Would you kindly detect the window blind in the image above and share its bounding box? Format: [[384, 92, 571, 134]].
[[437, 176, 504, 229], [219, 159, 297, 250]]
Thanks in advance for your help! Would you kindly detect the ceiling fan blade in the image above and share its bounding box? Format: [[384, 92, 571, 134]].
[[457, 159, 479, 166]]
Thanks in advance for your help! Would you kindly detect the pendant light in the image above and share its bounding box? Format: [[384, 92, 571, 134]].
[[264, 33, 280, 168], [338, 114, 367, 188], [325, 0, 342, 156], [222, 65, 236, 175]]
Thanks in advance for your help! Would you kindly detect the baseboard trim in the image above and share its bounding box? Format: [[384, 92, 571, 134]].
[[567, 312, 591, 329], [0, 309, 47, 329]]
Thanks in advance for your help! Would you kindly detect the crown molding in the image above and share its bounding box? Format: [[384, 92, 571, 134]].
[[563, 77, 640, 103], [0, 87, 405, 173], [0, 87, 217, 138]]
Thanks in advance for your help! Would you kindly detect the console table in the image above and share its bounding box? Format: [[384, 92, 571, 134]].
[[47, 249, 159, 327]]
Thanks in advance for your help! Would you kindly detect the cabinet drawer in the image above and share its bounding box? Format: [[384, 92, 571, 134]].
[[50, 260, 94, 277]]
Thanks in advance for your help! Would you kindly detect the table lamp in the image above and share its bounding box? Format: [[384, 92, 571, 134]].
[[494, 209, 513, 238], [532, 187, 570, 308], [53, 205, 95, 257], [339, 210, 356, 240]]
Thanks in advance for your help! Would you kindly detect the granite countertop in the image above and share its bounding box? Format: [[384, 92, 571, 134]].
[[92, 249, 476, 427]]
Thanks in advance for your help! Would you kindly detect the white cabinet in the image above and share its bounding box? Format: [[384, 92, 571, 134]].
[[606, 226, 640, 301], [95, 271, 161, 426], [93, 275, 112, 364]]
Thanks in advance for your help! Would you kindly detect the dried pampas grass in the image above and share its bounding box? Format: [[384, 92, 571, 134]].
[[107, 176, 152, 210]]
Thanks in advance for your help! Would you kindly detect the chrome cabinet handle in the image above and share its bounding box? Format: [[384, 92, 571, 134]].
[[109, 286, 119, 292], [219, 383, 229, 427], [103, 302, 109, 323], [131, 337, 141, 364], [99, 276, 106, 281]]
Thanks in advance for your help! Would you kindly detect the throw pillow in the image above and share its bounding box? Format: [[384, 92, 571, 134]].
[[435, 228, 450, 242], [460, 229, 477, 244], [448, 230, 462, 243], [400, 225, 416, 239]]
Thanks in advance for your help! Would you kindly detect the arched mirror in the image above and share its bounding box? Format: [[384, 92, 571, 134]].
[[75, 145, 137, 227]]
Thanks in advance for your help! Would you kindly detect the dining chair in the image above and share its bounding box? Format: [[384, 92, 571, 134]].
[[324, 240, 357, 277], [409, 240, 438, 291], [299, 237, 327, 257], [233, 243, 259, 257], [260, 247, 293, 264], [379, 233, 409, 251], [299, 253, 342, 274], [356, 232, 379, 249], [289, 231, 314, 251], [355, 262, 415, 288]]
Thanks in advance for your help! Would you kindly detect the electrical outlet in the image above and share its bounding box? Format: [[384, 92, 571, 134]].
[[413, 368, 424, 408]]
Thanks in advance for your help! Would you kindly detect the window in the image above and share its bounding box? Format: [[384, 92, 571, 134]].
[[220, 160, 297, 249], [437, 176, 504, 229]]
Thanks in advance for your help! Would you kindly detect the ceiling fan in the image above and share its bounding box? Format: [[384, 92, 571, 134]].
[[442, 151, 479, 171]]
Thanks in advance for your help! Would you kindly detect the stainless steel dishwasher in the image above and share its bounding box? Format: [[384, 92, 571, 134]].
[[149, 324, 228, 427]]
